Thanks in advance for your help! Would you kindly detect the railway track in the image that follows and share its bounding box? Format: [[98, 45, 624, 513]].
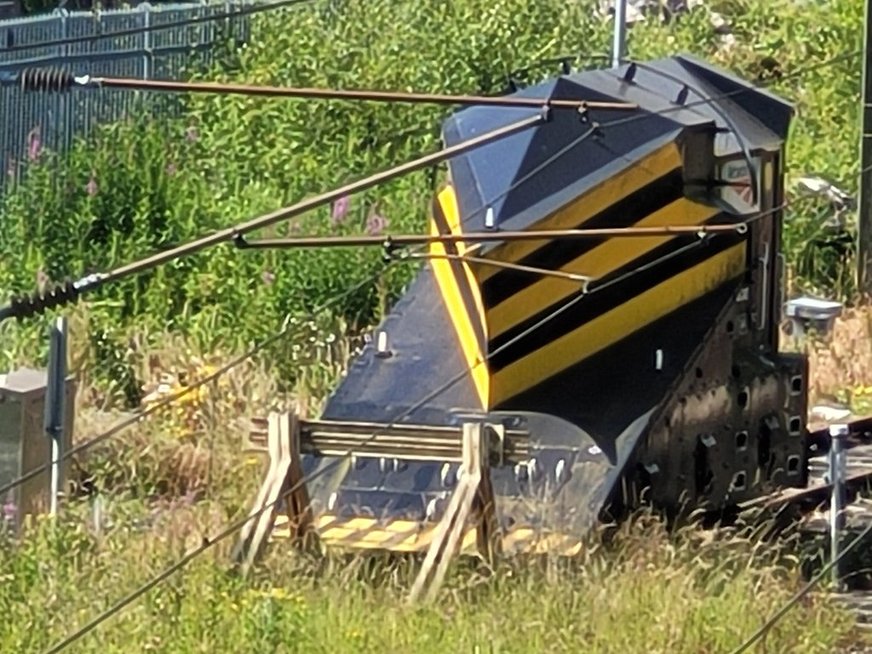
[[789, 416, 872, 632]]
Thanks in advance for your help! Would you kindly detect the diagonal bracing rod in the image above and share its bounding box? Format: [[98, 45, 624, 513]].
[[0, 112, 546, 324], [235, 223, 748, 251]]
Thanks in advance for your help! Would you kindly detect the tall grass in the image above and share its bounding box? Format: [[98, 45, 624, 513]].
[[0, 504, 861, 653]]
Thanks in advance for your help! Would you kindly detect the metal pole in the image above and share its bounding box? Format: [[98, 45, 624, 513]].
[[858, 0, 872, 295], [612, 0, 627, 68], [44, 315, 68, 517], [829, 423, 848, 590]]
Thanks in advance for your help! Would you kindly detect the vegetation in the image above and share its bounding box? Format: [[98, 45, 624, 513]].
[[0, 0, 870, 650], [0, 0, 865, 391], [0, 498, 860, 652]]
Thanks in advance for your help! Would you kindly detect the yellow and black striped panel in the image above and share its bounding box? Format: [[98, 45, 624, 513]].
[[429, 185, 490, 408], [489, 234, 747, 405], [487, 198, 721, 340], [476, 140, 684, 287]]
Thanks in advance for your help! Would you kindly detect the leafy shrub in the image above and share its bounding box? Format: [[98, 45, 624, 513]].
[[0, 0, 863, 393]]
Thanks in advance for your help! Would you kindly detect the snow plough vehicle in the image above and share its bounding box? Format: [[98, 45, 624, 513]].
[[235, 54, 814, 586]]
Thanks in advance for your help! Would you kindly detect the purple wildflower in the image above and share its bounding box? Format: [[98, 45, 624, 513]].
[[166, 162, 178, 177], [331, 195, 349, 226], [27, 128, 42, 162], [85, 176, 98, 197], [366, 212, 389, 236], [2, 501, 16, 523], [185, 126, 198, 143]]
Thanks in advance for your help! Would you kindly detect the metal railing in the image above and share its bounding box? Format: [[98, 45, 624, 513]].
[[0, 1, 252, 192]]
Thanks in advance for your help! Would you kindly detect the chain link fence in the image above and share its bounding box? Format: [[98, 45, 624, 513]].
[[0, 1, 252, 192]]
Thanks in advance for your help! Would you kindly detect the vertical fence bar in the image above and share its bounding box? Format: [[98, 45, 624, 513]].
[[44, 315, 68, 517], [829, 423, 848, 590]]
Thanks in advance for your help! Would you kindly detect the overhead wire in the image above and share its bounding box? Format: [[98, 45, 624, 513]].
[[0, 111, 545, 324], [3, 40, 850, 498], [728, 520, 872, 654], [3, 41, 838, 496]]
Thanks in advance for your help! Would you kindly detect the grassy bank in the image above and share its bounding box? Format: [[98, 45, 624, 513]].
[[0, 505, 861, 653], [0, 304, 870, 652]]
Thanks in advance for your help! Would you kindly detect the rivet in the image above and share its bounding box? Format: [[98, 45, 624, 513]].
[[375, 331, 391, 358]]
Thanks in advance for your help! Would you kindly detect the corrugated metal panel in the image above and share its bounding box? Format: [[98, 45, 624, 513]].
[[0, 1, 252, 192]]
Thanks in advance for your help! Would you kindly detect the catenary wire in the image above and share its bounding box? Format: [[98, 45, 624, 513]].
[[728, 519, 872, 654], [33, 46, 869, 653], [3, 40, 846, 496]]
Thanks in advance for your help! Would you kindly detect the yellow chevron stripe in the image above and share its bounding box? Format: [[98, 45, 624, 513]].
[[430, 185, 490, 408], [477, 141, 683, 282], [487, 198, 721, 340], [491, 243, 747, 404], [273, 515, 585, 556]]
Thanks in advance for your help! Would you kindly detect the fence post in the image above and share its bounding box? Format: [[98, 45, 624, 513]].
[[829, 423, 848, 590], [44, 315, 68, 517], [141, 2, 152, 81]]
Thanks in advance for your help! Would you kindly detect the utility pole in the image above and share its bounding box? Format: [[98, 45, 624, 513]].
[[858, 0, 872, 296], [612, 0, 627, 68]]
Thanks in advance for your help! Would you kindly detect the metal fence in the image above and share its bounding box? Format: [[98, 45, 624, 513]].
[[0, 1, 252, 191]]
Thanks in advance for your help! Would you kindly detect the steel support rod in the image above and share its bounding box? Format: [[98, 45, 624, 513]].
[[829, 423, 848, 590], [44, 315, 68, 517], [4, 69, 638, 111], [236, 222, 746, 250], [95, 77, 638, 111], [0, 113, 545, 324]]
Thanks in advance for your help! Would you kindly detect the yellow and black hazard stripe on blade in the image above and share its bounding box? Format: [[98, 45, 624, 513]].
[[272, 514, 584, 556], [477, 140, 683, 287], [488, 233, 747, 405], [487, 198, 722, 340], [429, 185, 490, 408]]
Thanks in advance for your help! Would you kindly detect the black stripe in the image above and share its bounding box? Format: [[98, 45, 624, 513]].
[[494, 283, 735, 444], [481, 167, 685, 308], [431, 195, 487, 349], [488, 231, 744, 372]]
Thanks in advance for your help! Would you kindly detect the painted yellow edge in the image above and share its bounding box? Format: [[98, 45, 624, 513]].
[[429, 186, 490, 408]]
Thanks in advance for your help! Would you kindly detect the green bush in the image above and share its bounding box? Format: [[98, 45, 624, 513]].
[[0, 0, 863, 392]]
